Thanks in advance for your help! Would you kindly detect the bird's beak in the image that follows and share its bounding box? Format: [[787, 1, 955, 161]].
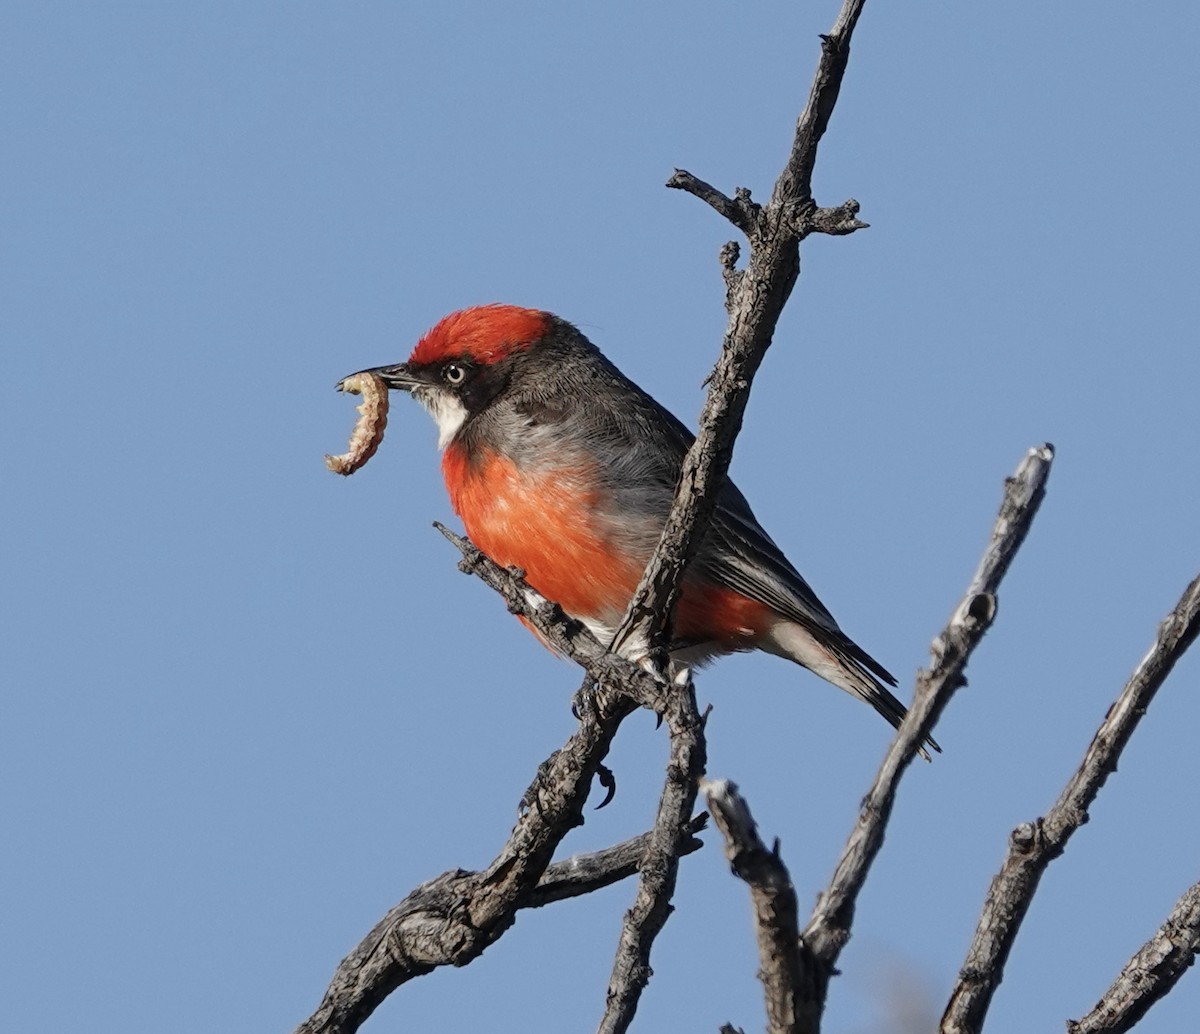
[[337, 363, 421, 392]]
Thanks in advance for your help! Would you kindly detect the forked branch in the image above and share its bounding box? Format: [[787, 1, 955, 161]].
[[617, 0, 873, 663], [707, 446, 1053, 1033], [705, 779, 821, 1034], [941, 570, 1200, 1034]]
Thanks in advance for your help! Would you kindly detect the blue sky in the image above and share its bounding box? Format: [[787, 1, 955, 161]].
[[4, 3, 1199, 1032]]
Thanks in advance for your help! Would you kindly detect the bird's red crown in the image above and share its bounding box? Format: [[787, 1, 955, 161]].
[[408, 304, 549, 367]]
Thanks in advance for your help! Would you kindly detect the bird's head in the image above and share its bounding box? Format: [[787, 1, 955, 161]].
[[347, 304, 552, 449]]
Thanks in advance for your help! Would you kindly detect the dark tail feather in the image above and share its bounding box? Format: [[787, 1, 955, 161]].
[[832, 637, 941, 761]]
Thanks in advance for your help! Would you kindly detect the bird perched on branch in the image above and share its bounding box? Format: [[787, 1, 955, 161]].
[[348, 304, 933, 752]]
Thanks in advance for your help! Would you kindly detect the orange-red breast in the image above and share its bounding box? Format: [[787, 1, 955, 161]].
[[349, 304, 932, 749]]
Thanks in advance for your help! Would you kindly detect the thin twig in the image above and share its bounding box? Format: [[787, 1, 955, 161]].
[[803, 444, 1055, 973], [773, 0, 866, 222], [941, 570, 1200, 1034], [597, 680, 708, 1034], [531, 814, 709, 908], [704, 779, 821, 1034], [1067, 879, 1200, 1034], [665, 170, 760, 235]]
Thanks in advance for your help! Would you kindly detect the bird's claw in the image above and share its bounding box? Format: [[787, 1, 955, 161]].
[[595, 763, 617, 809]]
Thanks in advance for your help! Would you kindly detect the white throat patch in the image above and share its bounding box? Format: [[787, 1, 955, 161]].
[[414, 388, 468, 449]]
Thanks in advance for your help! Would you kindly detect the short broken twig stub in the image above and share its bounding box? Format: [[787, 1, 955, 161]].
[[325, 371, 389, 475]]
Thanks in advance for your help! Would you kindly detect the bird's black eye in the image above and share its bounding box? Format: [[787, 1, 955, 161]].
[[442, 362, 466, 386]]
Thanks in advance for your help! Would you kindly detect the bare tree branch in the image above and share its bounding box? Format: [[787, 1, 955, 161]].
[[531, 814, 709, 909], [295, 525, 714, 1034], [941, 570, 1200, 1034], [614, 0, 872, 666], [803, 443, 1054, 977], [293, 526, 679, 1033], [665, 170, 759, 235], [593, 4, 878, 1027], [597, 681, 708, 1034], [1067, 879, 1200, 1034], [294, 654, 706, 1034], [294, 695, 633, 1034], [771, 0, 866, 239], [785, 3, 862, 184], [298, 812, 710, 1034], [806, 198, 869, 236], [704, 779, 821, 1034]]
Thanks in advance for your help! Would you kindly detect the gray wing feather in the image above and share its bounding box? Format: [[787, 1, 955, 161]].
[[697, 482, 900, 688]]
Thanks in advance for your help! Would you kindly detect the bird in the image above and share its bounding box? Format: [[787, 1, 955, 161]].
[[347, 303, 933, 751]]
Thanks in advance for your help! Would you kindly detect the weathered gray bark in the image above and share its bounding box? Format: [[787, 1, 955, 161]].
[[941, 573, 1200, 1034], [1068, 879, 1200, 1034]]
